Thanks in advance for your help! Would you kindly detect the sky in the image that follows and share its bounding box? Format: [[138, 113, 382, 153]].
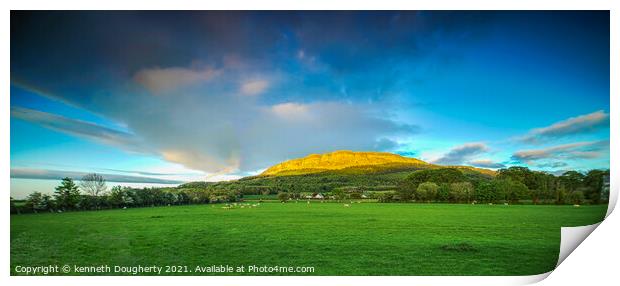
[[10, 11, 610, 198]]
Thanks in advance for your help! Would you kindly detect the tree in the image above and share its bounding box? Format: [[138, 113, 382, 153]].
[[277, 192, 290, 202], [25, 192, 52, 213], [397, 180, 416, 201], [555, 184, 567, 205], [559, 171, 584, 193], [436, 183, 451, 202], [474, 181, 498, 203], [10, 197, 20, 214], [376, 191, 397, 203], [80, 173, 108, 197], [416, 182, 439, 202], [583, 169, 608, 204], [401, 168, 467, 202], [108, 185, 127, 208], [332, 188, 347, 201], [569, 191, 585, 205], [450, 182, 474, 203], [54, 177, 81, 210], [505, 180, 529, 203]]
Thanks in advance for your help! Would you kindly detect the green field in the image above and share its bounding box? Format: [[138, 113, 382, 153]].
[[11, 202, 607, 275]]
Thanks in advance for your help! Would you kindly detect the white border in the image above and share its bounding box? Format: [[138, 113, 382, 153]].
[[2, 1, 618, 286]]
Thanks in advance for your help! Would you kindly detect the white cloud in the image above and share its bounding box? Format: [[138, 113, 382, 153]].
[[240, 79, 270, 95], [519, 110, 609, 143], [270, 102, 310, 120], [134, 66, 220, 93], [511, 140, 609, 163]]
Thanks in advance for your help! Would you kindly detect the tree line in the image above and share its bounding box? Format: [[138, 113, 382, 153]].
[[11, 175, 241, 214], [380, 167, 609, 204], [11, 166, 609, 214]]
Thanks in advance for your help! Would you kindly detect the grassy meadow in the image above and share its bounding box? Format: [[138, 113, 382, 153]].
[[10, 202, 607, 276]]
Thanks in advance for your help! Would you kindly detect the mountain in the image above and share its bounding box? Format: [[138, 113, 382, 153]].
[[260, 150, 495, 177], [182, 151, 495, 194]]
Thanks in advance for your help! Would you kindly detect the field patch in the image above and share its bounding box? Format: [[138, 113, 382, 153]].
[[10, 203, 607, 275]]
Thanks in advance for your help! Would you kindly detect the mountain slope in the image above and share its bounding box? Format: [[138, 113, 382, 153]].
[[259, 150, 495, 177]]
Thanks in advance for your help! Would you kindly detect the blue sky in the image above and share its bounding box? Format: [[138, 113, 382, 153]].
[[10, 11, 610, 197]]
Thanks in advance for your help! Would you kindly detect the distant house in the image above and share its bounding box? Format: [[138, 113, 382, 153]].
[[313, 193, 325, 199]]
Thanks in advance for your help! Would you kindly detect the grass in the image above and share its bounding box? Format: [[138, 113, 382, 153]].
[[10, 202, 606, 276]]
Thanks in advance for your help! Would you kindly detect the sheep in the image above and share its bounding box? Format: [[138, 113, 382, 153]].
[[343, 204, 351, 207], [504, 202, 509, 206], [573, 204, 581, 207]]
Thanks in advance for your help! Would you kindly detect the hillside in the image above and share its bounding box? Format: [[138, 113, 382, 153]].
[[260, 150, 495, 177], [179, 151, 495, 195], [260, 150, 430, 176]]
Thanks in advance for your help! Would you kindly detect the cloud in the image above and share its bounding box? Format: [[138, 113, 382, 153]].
[[535, 161, 568, 168], [100, 168, 184, 176], [519, 110, 609, 143], [10, 168, 183, 184], [432, 143, 489, 165], [511, 140, 609, 163], [15, 79, 419, 174], [240, 79, 270, 95], [467, 159, 505, 169], [134, 66, 220, 93], [271, 103, 310, 120], [11, 107, 145, 152]]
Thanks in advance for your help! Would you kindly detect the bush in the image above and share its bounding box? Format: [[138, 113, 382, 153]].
[[277, 192, 290, 202]]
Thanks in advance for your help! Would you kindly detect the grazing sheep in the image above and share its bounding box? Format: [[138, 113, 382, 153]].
[[344, 204, 351, 207], [488, 203, 493, 205], [573, 204, 581, 207], [504, 202, 509, 206]]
